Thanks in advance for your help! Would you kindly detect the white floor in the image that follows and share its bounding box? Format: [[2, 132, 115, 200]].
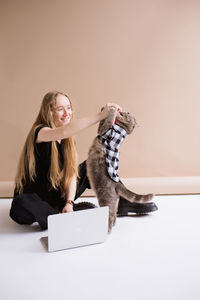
[[0, 195, 200, 300]]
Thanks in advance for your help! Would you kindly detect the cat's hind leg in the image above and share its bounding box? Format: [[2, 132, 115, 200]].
[[96, 188, 119, 233]]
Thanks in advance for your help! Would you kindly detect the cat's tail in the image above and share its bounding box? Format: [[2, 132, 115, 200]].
[[116, 181, 154, 203]]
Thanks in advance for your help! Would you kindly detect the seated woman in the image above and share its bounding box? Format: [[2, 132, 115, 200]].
[[10, 91, 157, 230]]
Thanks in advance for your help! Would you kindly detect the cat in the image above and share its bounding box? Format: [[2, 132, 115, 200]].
[[86, 108, 154, 233]]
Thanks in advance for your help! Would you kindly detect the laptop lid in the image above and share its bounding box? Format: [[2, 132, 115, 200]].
[[47, 206, 109, 252]]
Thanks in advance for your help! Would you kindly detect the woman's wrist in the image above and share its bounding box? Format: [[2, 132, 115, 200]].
[[66, 200, 73, 206]]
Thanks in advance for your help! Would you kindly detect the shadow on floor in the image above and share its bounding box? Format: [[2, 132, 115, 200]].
[[40, 236, 48, 252]]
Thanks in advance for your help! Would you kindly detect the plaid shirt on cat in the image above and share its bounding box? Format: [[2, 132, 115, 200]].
[[98, 124, 128, 182]]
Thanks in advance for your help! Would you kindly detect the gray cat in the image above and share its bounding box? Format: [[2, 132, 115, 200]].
[[86, 108, 154, 233]]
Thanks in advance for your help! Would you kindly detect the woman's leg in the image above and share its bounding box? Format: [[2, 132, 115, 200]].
[[10, 193, 59, 230], [75, 160, 91, 200], [10, 195, 35, 225], [73, 161, 97, 210]]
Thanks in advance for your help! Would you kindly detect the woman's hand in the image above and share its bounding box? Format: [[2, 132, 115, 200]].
[[62, 203, 73, 213], [100, 103, 122, 120], [107, 103, 122, 112]]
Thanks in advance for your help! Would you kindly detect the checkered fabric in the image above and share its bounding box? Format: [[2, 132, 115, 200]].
[[99, 124, 128, 182]]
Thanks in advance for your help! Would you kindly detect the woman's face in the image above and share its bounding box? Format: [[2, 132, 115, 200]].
[[52, 94, 72, 127]]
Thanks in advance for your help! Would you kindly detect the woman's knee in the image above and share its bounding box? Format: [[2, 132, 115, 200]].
[[9, 195, 35, 225]]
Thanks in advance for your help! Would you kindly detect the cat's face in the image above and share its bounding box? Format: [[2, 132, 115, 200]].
[[115, 111, 136, 134]]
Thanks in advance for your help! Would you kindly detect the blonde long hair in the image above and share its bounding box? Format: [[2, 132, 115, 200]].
[[15, 91, 78, 197]]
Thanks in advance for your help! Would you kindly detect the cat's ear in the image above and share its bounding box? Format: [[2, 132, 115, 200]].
[[98, 108, 117, 135]]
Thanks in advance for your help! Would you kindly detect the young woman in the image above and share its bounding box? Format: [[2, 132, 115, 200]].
[[10, 91, 157, 230]]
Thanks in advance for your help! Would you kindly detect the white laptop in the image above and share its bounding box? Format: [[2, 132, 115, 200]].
[[47, 206, 109, 252]]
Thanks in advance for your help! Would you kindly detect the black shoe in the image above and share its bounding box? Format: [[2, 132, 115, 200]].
[[117, 197, 158, 216], [73, 201, 97, 211]]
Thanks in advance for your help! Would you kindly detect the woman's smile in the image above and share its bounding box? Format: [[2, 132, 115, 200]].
[[53, 94, 72, 127]]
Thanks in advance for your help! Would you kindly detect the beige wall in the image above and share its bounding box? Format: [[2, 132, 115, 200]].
[[1, 0, 200, 183]]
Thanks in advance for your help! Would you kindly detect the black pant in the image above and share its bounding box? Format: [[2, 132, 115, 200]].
[[10, 161, 92, 230]]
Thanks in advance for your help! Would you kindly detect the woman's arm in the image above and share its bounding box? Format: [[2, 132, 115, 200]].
[[37, 111, 105, 143], [36, 103, 121, 143], [62, 174, 77, 213]]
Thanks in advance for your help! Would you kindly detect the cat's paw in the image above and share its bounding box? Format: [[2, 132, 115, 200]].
[[108, 214, 116, 233]]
